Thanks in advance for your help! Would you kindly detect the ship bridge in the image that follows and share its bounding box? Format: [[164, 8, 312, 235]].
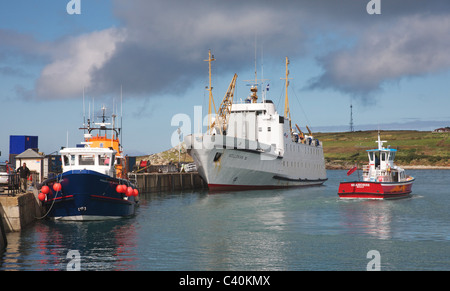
[[226, 100, 285, 155]]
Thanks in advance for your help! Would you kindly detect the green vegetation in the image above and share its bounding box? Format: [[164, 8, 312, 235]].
[[315, 130, 450, 168], [137, 143, 193, 165]]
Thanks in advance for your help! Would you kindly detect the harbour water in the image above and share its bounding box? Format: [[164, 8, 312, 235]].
[[0, 170, 448, 271]]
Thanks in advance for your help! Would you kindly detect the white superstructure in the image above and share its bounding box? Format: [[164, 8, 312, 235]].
[[60, 147, 117, 177], [185, 54, 327, 191]]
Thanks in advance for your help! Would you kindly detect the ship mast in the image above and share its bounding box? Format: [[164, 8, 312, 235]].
[[281, 57, 293, 136], [204, 50, 217, 132]]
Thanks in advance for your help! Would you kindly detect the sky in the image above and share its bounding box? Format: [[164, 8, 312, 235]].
[[1, 0, 450, 158]]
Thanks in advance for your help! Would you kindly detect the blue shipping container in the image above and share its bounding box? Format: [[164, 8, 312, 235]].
[[9, 135, 38, 155]]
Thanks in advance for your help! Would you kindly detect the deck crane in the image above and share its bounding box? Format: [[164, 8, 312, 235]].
[[209, 73, 238, 135]]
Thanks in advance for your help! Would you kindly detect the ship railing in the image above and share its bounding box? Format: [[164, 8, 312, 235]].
[[362, 165, 370, 173], [128, 172, 137, 184], [5, 172, 20, 196], [362, 168, 394, 182], [362, 165, 370, 178]]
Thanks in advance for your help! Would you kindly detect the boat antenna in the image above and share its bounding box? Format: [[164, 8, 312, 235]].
[[204, 50, 216, 133], [243, 37, 268, 104], [120, 85, 123, 151], [254, 34, 257, 86], [376, 131, 387, 150], [261, 45, 266, 102], [83, 87, 86, 134]]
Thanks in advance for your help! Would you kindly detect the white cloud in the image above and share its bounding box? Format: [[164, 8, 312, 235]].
[[35, 28, 125, 99]]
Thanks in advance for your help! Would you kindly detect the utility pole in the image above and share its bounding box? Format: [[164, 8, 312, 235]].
[[349, 103, 354, 132]]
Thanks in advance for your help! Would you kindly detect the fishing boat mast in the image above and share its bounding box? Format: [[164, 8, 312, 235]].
[[281, 57, 293, 137], [204, 50, 217, 132]]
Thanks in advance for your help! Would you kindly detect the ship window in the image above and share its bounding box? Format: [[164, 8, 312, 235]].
[[390, 152, 395, 161], [64, 155, 76, 166], [213, 152, 222, 162], [99, 154, 111, 166], [259, 127, 262, 132], [381, 152, 386, 161], [267, 127, 271, 132], [368, 152, 374, 162], [79, 154, 95, 166]]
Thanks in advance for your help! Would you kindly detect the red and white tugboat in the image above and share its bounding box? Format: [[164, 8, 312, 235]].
[[338, 132, 414, 200]]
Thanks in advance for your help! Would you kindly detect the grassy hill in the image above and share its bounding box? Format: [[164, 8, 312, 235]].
[[315, 130, 450, 169]]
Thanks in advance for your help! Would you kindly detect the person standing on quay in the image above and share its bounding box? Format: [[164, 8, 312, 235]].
[[16, 163, 30, 193]]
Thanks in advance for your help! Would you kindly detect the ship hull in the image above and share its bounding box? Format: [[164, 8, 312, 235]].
[[186, 134, 327, 191], [338, 179, 414, 200], [43, 170, 138, 221]]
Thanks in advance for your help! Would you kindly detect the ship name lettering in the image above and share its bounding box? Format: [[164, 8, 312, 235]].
[[351, 183, 370, 188], [229, 154, 245, 160]]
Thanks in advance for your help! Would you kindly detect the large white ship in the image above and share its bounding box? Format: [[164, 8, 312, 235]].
[[185, 52, 327, 191]]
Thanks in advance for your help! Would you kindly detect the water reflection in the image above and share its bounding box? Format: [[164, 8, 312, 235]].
[[200, 191, 289, 270], [338, 200, 395, 240], [1, 170, 449, 271], [1, 219, 138, 271]]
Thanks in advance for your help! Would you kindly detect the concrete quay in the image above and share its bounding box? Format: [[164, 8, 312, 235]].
[[0, 192, 43, 233]]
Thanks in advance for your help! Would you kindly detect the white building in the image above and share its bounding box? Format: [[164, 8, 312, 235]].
[[15, 148, 45, 183]]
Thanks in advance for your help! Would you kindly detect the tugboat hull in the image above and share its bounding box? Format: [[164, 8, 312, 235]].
[[338, 179, 414, 200]]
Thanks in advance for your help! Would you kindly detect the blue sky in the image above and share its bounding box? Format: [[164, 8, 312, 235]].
[[1, 0, 450, 159]]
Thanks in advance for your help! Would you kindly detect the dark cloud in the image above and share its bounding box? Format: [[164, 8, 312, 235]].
[[90, 0, 309, 97], [308, 14, 450, 99], [91, 0, 450, 100]]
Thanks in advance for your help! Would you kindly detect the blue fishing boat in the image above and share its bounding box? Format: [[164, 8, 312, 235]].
[[39, 106, 138, 220]]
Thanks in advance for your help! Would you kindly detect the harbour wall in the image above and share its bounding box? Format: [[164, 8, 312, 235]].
[[0, 192, 43, 233], [133, 172, 207, 193]]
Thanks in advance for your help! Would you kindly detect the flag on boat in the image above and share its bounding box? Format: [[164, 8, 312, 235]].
[[347, 165, 357, 176]]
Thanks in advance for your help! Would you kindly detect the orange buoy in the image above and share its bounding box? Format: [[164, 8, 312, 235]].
[[133, 188, 139, 197], [116, 184, 124, 193], [53, 183, 62, 192], [41, 185, 50, 194], [126, 187, 134, 197], [38, 192, 46, 201]]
